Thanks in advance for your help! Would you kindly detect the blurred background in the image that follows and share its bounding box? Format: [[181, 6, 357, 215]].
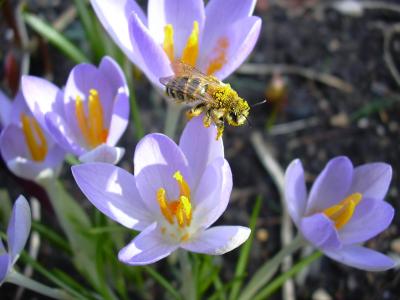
[[1, 0, 399, 299]]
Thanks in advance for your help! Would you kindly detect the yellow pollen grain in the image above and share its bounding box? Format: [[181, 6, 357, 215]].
[[180, 233, 190, 242], [181, 21, 199, 67], [206, 37, 229, 75], [323, 193, 362, 229], [20, 113, 48, 161], [163, 24, 175, 62]]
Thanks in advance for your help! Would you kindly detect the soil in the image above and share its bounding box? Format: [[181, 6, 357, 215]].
[[1, 0, 399, 299]]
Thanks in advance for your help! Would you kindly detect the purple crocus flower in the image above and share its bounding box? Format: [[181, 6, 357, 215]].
[[21, 56, 129, 164], [0, 90, 12, 129], [91, 0, 262, 87], [0, 195, 31, 285], [72, 117, 250, 265], [284, 156, 395, 271], [0, 91, 65, 181]]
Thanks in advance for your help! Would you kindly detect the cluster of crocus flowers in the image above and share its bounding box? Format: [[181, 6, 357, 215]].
[[284, 156, 395, 271], [0, 91, 65, 181], [91, 0, 262, 87], [72, 117, 250, 265], [21, 56, 129, 164], [0, 196, 31, 285]]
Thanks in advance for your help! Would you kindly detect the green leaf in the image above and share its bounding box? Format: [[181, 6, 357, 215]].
[[31, 221, 72, 255], [143, 266, 182, 300], [229, 196, 262, 300], [23, 13, 89, 63]]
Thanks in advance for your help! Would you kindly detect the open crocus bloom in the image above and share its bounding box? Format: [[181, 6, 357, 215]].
[[21, 56, 129, 164], [0, 91, 65, 181], [91, 0, 261, 87], [72, 117, 250, 265], [0, 196, 31, 285], [284, 156, 395, 271]]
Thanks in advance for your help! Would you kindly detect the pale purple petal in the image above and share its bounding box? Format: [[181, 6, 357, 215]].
[[179, 116, 223, 188], [64, 63, 114, 136], [134, 133, 189, 214], [306, 156, 354, 214], [45, 112, 85, 155], [90, 0, 147, 68], [348, 163, 392, 201], [118, 223, 178, 265], [193, 158, 232, 229], [339, 198, 394, 245], [0, 90, 11, 126], [72, 163, 152, 231], [148, 0, 205, 54], [21, 76, 64, 130], [8, 91, 30, 125], [300, 213, 341, 250], [78, 144, 125, 165], [0, 254, 10, 284], [0, 125, 31, 162], [205, 0, 256, 28], [199, 16, 261, 79], [99, 56, 129, 92], [284, 159, 307, 226], [106, 91, 130, 146], [128, 13, 172, 88], [182, 226, 250, 255], [324, 245, 395, 271], [7, 195, 31, 263]]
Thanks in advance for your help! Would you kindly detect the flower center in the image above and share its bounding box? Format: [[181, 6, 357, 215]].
[[75, 89, 108, 148], [20, 113, 48, 161], [322, 193, 362, 229], [156, 171, 193, 242], [163, 21, 199, 67]]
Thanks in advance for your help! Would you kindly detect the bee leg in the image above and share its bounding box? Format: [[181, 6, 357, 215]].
[[215, 121, 225, 140], [186, 103, 206, 120], [203, 110, 212, 128], [210, 109, 226, 139]]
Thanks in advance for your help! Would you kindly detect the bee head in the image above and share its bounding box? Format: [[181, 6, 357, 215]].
[[226, 99, 250, 126]]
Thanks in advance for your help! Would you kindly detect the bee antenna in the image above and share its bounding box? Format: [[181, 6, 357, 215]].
[[251, 99, 267, 108]]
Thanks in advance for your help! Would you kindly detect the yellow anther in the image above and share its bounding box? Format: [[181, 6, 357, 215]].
[[163, 24, 175, 62], [181, 21, 199, 67], [180, 233, 190, 242], [156, 171, 193, 228], [21, 113, 48, 161], [75, 89, 108, 148], [323, 193, 362, 230], [157, 188, 174, 224], [206, 37, 229, 75]]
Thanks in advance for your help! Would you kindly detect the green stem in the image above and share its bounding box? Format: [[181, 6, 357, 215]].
[[164, 101, 183, 140], [7, 270, 72, 300], [253, 251, 323, 300], [179, 250, 196, 300], [238, 234, 305, 300]]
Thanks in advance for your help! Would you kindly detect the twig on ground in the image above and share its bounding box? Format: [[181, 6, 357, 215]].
[[238, 64, 354, 93], [250, 131, 295, 300]]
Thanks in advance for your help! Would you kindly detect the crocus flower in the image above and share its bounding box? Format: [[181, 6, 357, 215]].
[[284, 156, 395, 271], [0, 90, 12, 129], [0, 195, 31, 285], [0, 91, 65, 181], [21, 56, 129, 164], [91, 0, 262, 87], [72, 117, 250, 265]]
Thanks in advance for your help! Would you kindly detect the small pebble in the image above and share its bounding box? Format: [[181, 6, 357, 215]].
[[390, 238, 400, 254], [256, 228, 269, 242], [312, 288, 332, 300]]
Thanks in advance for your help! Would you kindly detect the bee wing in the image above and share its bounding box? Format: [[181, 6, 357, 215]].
[[159, 76, 174, 86], [171, 60, 221, 84]]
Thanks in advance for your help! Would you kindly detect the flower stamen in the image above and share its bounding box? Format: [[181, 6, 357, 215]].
[[21, 113, 48, 161], [163, 24, 175, 62], [181, 21, 199, 67], [323, 193, 362, 229], [75, 89, 108, 148], [156, 171, 192, 228]]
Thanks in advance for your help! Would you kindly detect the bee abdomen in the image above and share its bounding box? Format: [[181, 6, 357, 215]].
[[166, 76, 206, 103]]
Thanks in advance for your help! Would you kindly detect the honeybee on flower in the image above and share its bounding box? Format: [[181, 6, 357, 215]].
[[161, 60, 250, 139]]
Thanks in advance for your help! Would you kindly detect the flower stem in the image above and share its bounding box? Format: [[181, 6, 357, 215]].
[[178, 250, 196, 300], [7, 270, 72, 299], [253, 251, 323, 300], [238, 234, 305, 300], [164, 101, 183, 139]]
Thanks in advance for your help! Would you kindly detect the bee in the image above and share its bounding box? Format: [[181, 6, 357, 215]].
[[160, 61, 250, 139]]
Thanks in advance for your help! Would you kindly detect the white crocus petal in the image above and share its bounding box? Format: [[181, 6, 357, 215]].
[[182, 226, 250, 255], [79, 144, 125, 165]]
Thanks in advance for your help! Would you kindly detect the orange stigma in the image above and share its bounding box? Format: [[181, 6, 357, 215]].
[[323, 193, 363, 229]]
